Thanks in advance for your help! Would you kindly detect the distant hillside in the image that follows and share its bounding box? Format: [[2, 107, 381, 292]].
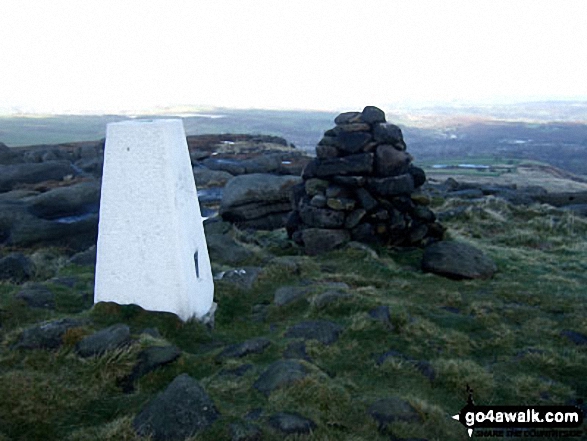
[[2, 104, 587, 176]]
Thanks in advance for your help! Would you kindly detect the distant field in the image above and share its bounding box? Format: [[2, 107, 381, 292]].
[[2, 107, 587, 176], [0, 109, 335, 152]]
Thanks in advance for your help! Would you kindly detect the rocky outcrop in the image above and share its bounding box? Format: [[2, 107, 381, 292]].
[[220, 173, 302, 229], [287, 106, 445, 254], [0, 161, 78, 192]]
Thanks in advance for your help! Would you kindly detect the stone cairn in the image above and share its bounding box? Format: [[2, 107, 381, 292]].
[[286, 106, 445, 255]]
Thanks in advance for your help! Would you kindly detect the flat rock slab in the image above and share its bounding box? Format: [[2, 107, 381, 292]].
[[13, 318, 84, 350], [253, 359, 308, 396], [134, 373, 219, 440], [368, 397, 422, 431], [268, 412, 317, 435], [284, 320, 343, 345], [15, 283, 55, 309], [274, 285, 312, 306], [75, 324, 131, 357], [217, 337, 271, 359], [421, 241, 497, 280]]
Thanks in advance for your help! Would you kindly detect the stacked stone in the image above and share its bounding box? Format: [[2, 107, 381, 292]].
[[286, 106, 445, 255]]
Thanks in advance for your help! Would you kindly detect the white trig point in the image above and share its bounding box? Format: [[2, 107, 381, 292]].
[[94, 119, 215, 322]]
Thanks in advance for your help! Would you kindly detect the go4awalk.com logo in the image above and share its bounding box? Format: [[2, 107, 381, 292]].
[[452, 385, 585, 438]]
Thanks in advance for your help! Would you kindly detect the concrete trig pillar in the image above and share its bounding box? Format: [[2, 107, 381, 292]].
[[94, 119, 215, 322]]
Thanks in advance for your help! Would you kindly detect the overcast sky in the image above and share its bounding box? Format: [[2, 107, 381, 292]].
[[1, 0, 586, 114]]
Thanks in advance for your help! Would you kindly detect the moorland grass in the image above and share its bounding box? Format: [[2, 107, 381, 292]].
[[1, 196, 586, 440]]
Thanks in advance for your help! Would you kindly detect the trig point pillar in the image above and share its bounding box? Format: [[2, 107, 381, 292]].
[[94, 119, 214, 322]]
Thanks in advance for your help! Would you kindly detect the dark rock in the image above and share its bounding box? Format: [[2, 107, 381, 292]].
[[69, 245, 97, 266], [408, 223, 429, 244], [351, 223, 378, 244], [230, 422, 262, 441], [313, 290, 352, 308], [310, 194, 327, 208], [325, 184, 351, 198], [283, 341, 312, 361], [299, 205, 345, 228], [74, 156, 104, 176], [217, 267, 262, 290], [360, 106, 386, 125], [304, 178, 329, 197], [119, 345, 182, 393], [241, 154, 285, 175], [301, 228, 350, 255], [560, 330, 587, 346], [355, 188, 379, 211], [275, 285, 312, 306], [367, 174, 415, 196], [15, 283, 55, 309], [207, 234, 253, 265], [368, 397, 422, 431], [75, 324, 131, 358], [331, 175, 367, 187], [535, 191, 587, 207], [326, 197, 355, 211], [0, 252, 34, 282], [0, 161, 77, 192], [203, 217, 232, 235], [408, 165, 426, 188], [268, 412, 317, 435], [0, 143, 22, 165], [193, 166, 233, 187], [448, 189, 485, 199], [313, 153, 374, 177], [25, 181, 101, 220], [13, 318, 84, 350], [133, 373, 219, 440], [218, 337, 271, 359], [316, 144, 339, 159], [369, 305, 391, 325], [345, 208, 367, 229], [373, 123, 404, 146], [422, 241, 497, 280], [375, 145, 412, 177], [203, 158, 246, 175], [334, 111, 362, 125], [253, 360, 308, 396], [1, 200, 98, 250], [336, 131, 373, 154], [284, 320, 343, 345], [334, 122, 371, 133], [413, 206, 436, 222], [220, 174, 301, 229]]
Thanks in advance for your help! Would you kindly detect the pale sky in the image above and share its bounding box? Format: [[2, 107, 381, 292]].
[[1, 0, 586, 114]]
